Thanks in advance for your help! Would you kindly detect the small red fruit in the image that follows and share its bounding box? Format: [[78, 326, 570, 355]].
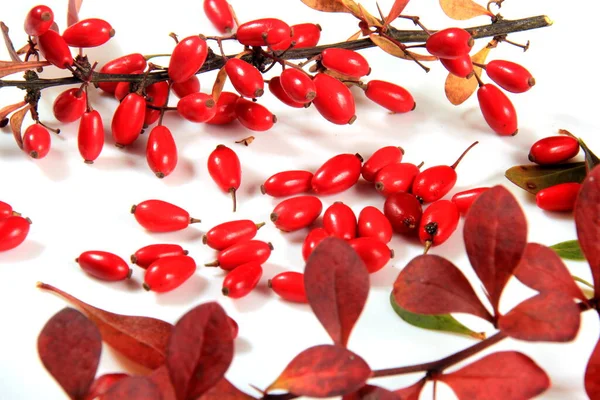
[[203, 0, 235, 33], [280, 68, 317, 103], [146, 125, 178, 178], [312, 73, 356, 125], [357, 206, 393, 244], [144, 81, 170, 126], [235, 98, 276, 131], [485, 60, 535, 93], [364, 80, 415, 113], [23, 124, 51, 159], [528, 136, 579, 165], [440, 54, 474, 78], [0, 216, 31, 251], [131, 200, 200, 232], [143, 255, 196, 292], [536, 183, 581, 212], [451, 187, 489, 215], [271, 195, 323, 232], [426, 28, 474, 59], [349, 237, 393, 274], [37, 30, 73, 69], [362, 146, 404, 182], [177, 92, 216, 123], [261, 170, 313, 197], [0, 201, 16, 219], [323, 202, 357, 240], [114, 81, 131, 101], [53, 88, 86, 123], [302, 227, 329, 261], [268, 77, 307, 108], [321, 48, 370, 78], [84, 374, 130, 400], [207, 145, 241, 212], [269, 272, 308, 303], [76, 251, 131, 281], [203, 220, 265, 250], [24, 5, 54, 36], [172, 76, 201, 98], [225, 59, 264, 98], [168, 36, 208, 83], [236, 18, 292, 46], [384, 192, 423, 235], [374, 162, 421, 196], [131, 244, 189, 268], [271, 23, 321, 51], [477, 83, 518, 136], [206, 92, 239, 125], [98, 54, 146, 94], [206, 240, 272, 270], [62, 18, 115, 48], [222, 261, 263, 298], [111, 93, 146, 146], [77, 110, 104, 164], [419, 200, 460, 251], [312, 153, 363, 195]]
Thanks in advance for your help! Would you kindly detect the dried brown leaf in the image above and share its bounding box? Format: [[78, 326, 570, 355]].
[[370, 34, 437, 61], [357, 4, 382, 27], [300, 0, 350, 13], [1, 22, 21, 62], [0, 100, 26, 121], [67, 0, 83, 27], [212, 67, 228, 102], [0, 60, 51, 78], [235, 136, 255, 146], [10, 104, 31, 149], [445, 43, 493, 105], [439, 0, 493, 20], [346, 30, 362, 41]]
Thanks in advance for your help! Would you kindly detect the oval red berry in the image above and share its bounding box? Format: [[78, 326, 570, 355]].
[[269, 272, 308, 303], [76, 251, 131, 281], [53, 88, 86, 123], [312, 73, 356, 125], [77, 110, 104, 163], [24, 5, 54, 36], [357, 206, 393, 244], [528, 136, 579, 165], [0, 216, 31, 251], [203, 220, 263, 250], [302, 228, 329, 261], [312, 153, 362, 195], [261, 170, 313, 197], [144, 255, 197, 293], [168, 36, 208, 83], [23, 124, 51, 159], [63, 18, 115, 48], [323, 202, 357, 240], [536, 183, 581, 212], [222, 261, 263, 298], [321, 48, 370, 78], [131, 200, 199, 232], [208, 240, 272, 271], [131, 244, 188, 269], [362, 146, 404, 182], [235, 98, 276, 131], [271, 196, 323, 232], [477, 83, 518, 136]]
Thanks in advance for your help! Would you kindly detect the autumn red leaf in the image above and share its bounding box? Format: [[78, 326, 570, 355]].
[[394, 379, 426, 400], [498, 292, 580, 342], [149, 365, 177, 400], [393, 254, 494, 322], [166, 302, 234, 400], [384, 0, 411, 27], [198, 378, 257, 400], [67, 0, 83, 27], [37, 282, 173, 369], [438, 351, 550, 400], [343, 384, 401, 399], [102, 376, 162, 400], [37, 308, 101, 400], [463, 185, 527, 315], [266, 344, 371, 397], [514, 243, 587, 302], [585, 337, 600, 399]]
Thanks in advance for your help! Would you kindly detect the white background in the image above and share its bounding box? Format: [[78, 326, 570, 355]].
[[1, 0, 599, 399]]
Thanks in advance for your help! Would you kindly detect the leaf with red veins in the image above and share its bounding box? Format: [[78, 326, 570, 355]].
[[102, 376, 162, 400], [198, 378, 257, 400], [384, 0, 411, 27], [148, 365, 177, 400]]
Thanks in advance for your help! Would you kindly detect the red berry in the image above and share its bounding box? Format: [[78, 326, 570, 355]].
[[131, 200, 200, 232], [222, 261, 263, 298], [225, 59, 264, 98], [451, 187, 489, 215], [528, 136, 579, 165], [536, 183, 581, 212], [131, 244, 188, 269], [349, 237, 393, 274], [312, 73, 356, 125], [302, 227, 329, 261], [271, 195, 323, 232], [269, 272, 308, 303], [280, 68, 317, 103], [206, 92, 239, 125], [76, 251, 131, 282], [23, 124, 51, 159], [114, 81, 131, 101], [440, 54, 474, 78], [84, 374, 129, 400], [235, 98, 276, 131], [364, 80, 415, 113], [144, 81, 170, 126], [384, 192, 423, 235], [168, 36, 208, 83], [362, 146, 404, 182], [321, 48, 370, 78], [228, 316, 239, 339], [207, 144, 241, 212], [203, 0, 235, 33], [375, 163, 421, 196], [0, 201, 15, 220], [177, 92, 216, 123], [143, 255, 196, 292], [24, 5, 54, 36], [323, 202, 357, 240], [172, 76, 201, 98], [358, 206, 393, 244], [268, 77, 307, 108], [485, 60, 535, 94], [426, 28, 474, 59], [77, 110, 104, 164], [203, 220, 265, 250], [419, 200, 460, 251], [0, 216, 31, 251], [98, 54, 146, 94], [271, 23, 321, 51], [236, 18, 291, 46], [206, 240, 272, 270], [111, 93, 146, 146], [477, 83, 518, 136], [52, 88, 86, 123], [37, 30, 73, 69], [62, 18, 115, 48], [146, 125, 178, 178], [261, 170, 313, 197], [312, 153, 362, 195]]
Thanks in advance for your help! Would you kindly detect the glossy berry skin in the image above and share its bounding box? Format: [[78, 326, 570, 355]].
[[440, 54, 473, 78], [24, 5, 54, 36], [23, 124, 51, 159], [536, 183, 581, 212], [0, 201, 15, 219], [323, 202, 357, 240], [451, 187, 489, 215], [222, 261, 263, 298], [143, 255, 196, 293], [321, 48, 370, 78], [271, 23, 321, 51], [271, 196, 323, 232], [131, 200, 199, 232], [111, 93, 146, 146], [426, 28, 474, 59], [262, 170, 313, 197], [269, 272, 308, 303], [302, 227, 329, 261], [280, 68, 317, 103], [349, 237, 393, 274], [477, 83, 518, 136], [362, 146, 404, 182], [38, 30, 72, 69], [53, 88, 86, 123], [114, 81, 131, 101], [84, 374, 130, 400], [419, 200, 460, 248], [146, 125, 178, 178], [236, 18, 292, 46], [131, 244, 188, 268], [172, 76, 201, 99], [412, 166, 457, 203], [62, 18, 115, 48], [312, 153, 362, 195], [358, 206, 393, 244], [207, 240, 272, 271], [203, 0, 235, 33], [374, 163, 420, 197], [77, 110, 104, 164], [528, 136, 579, 165], [384, 192, 423, 235], [98, 54, 146, 94], [168, 36, 208, 83], [269, 77, 306, 108], [76, 251, 131, 282], [364, 80, 415, 113], [203, 220, 264, 250], [0, 216, 31, 251], [207, 92, 239, 125], [208, 145, 241, 211], [177, 92, 216, 123], [144, 81, 170, 126], [225, 59, 264, 98], [486, 60, 535, 94], [312, 73, 356, 125], [235, 97, 276, 131]]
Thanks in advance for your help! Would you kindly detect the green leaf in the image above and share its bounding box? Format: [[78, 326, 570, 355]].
[[389, 293, 485, 340], [572, 275, 594, 289], [579, 138, 600, 174], [550, 240, 586, 261], [505, 162, 587, 194]]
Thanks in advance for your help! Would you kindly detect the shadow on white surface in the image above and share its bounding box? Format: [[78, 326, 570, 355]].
[[145, 227, 206, 244], [0, 240, 45, 263], [234, 337, 253, 354]]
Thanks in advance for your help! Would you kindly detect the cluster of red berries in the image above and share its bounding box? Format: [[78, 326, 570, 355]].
[[0, 201, 31, 252]]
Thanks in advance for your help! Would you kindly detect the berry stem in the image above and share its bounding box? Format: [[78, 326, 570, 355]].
[[450, 141, 479, 170], [230, 188, 237, 213]]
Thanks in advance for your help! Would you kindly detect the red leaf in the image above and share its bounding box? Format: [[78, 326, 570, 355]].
[[343, 384, 401, 399], [37, 308, 101, 400], [585, 336, 600, 399], [149, 366, 177, 400], [438, 351, 550, 400], [304, 237, 370, 347], [394, 379, 426, 400], [393, 254, 494, 322], [463, 185, 527, 315], [575, 164, 600, 298], [198, 378, 256, 400], [267, 344, 371, 397], [67, 0, 83, 27], [103, 376, 162, 400], [166, 302, 234, 400], [514, 243, 586, 302], [498, 292, 580, 342], [384, 0, 410, 27], [37, 282, 173, 369]]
